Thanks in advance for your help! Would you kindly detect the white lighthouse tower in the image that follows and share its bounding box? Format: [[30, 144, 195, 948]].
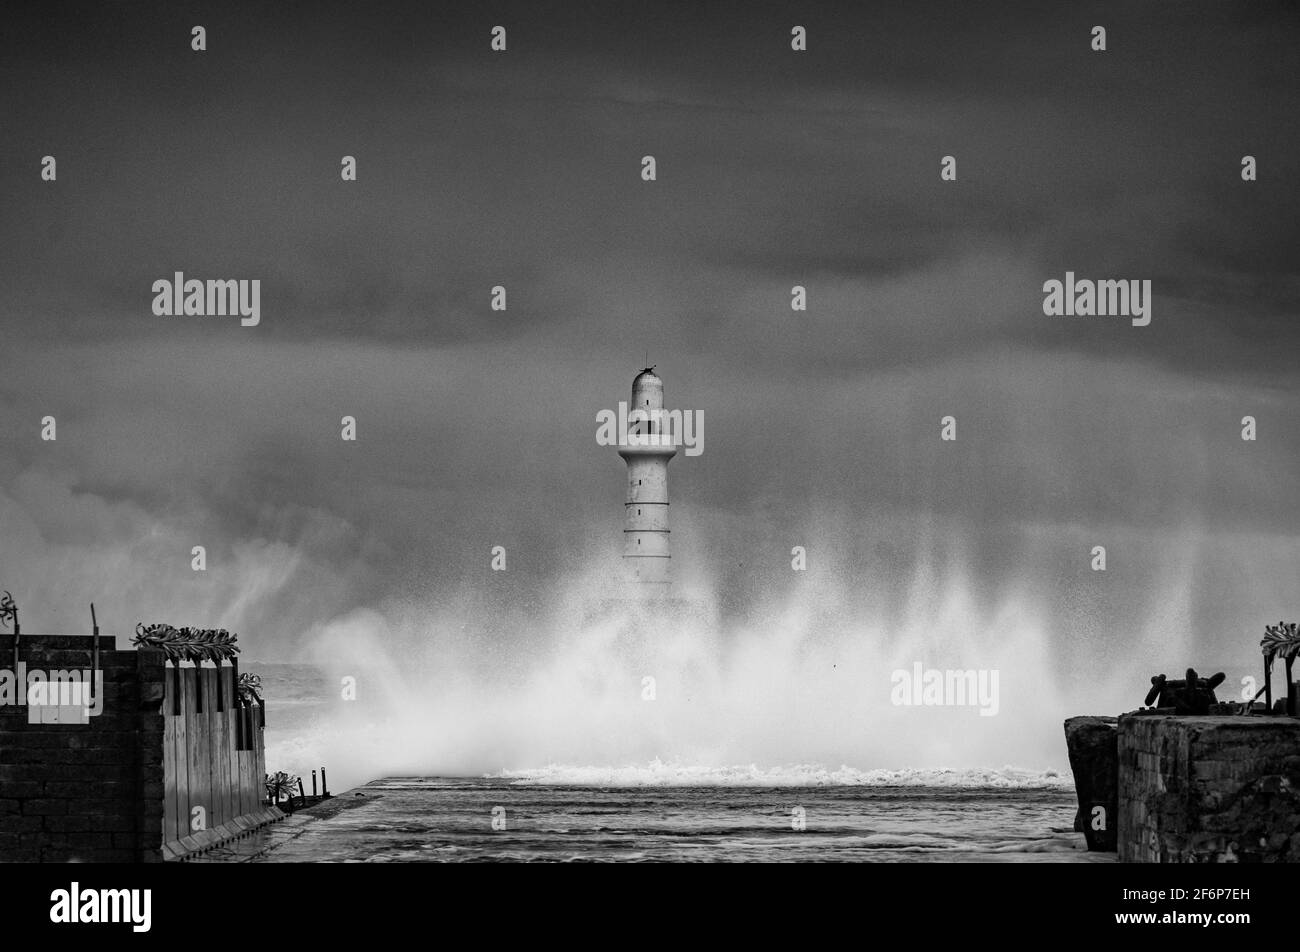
[[618, 367, 677, 596]]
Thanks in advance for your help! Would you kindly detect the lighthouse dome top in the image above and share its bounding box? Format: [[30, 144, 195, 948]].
[[630, 366, 664, 410]]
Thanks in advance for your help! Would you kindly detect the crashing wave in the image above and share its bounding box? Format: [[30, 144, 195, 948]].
[[494, 760, 1071, 788]]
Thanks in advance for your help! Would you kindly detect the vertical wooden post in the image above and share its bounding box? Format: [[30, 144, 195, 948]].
[[90, 603, 100, 707], [7, 596, 18, 675], [1287, 657, 1296, 717], [231, 657, 243, 749], [254, 702, 266, 813], [194, 667, 213, 836], [163, 664, 179, 847]]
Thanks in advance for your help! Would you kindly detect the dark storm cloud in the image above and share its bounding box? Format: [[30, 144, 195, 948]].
[[4, 1, 1297, 363]]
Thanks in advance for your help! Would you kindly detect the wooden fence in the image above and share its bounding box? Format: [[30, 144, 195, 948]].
[[161, 664, 265, 849]]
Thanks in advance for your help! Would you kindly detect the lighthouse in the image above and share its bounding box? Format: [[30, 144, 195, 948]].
[[618, 367, 677, 595]]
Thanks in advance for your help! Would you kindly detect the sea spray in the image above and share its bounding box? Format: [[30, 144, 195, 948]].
[[266, 544, 1090, 792]]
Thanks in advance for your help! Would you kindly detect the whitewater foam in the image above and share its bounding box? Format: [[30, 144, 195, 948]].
[[494, 760, 1071, 788]]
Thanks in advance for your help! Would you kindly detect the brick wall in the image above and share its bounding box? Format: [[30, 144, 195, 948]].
[[1118, 713, 1300, 862], [0, 635, 166, 862]]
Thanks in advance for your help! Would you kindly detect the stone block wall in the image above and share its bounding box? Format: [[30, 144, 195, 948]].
[[1064, 715, 1118, 851], [1118, 713, 1300, 862]]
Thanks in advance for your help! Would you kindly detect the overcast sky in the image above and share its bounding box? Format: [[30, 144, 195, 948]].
[[1, 0, 1297, 679]]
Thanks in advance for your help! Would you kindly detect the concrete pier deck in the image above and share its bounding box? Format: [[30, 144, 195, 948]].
[[185, 777, 1106, 863]]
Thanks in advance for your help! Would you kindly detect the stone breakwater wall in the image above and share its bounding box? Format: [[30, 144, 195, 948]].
[[1117, 714, 1300, 862]]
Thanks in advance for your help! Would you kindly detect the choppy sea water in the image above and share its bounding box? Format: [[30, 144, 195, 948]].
[[255, 777, 1102, 862], [249, 663, 1103, 862]]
